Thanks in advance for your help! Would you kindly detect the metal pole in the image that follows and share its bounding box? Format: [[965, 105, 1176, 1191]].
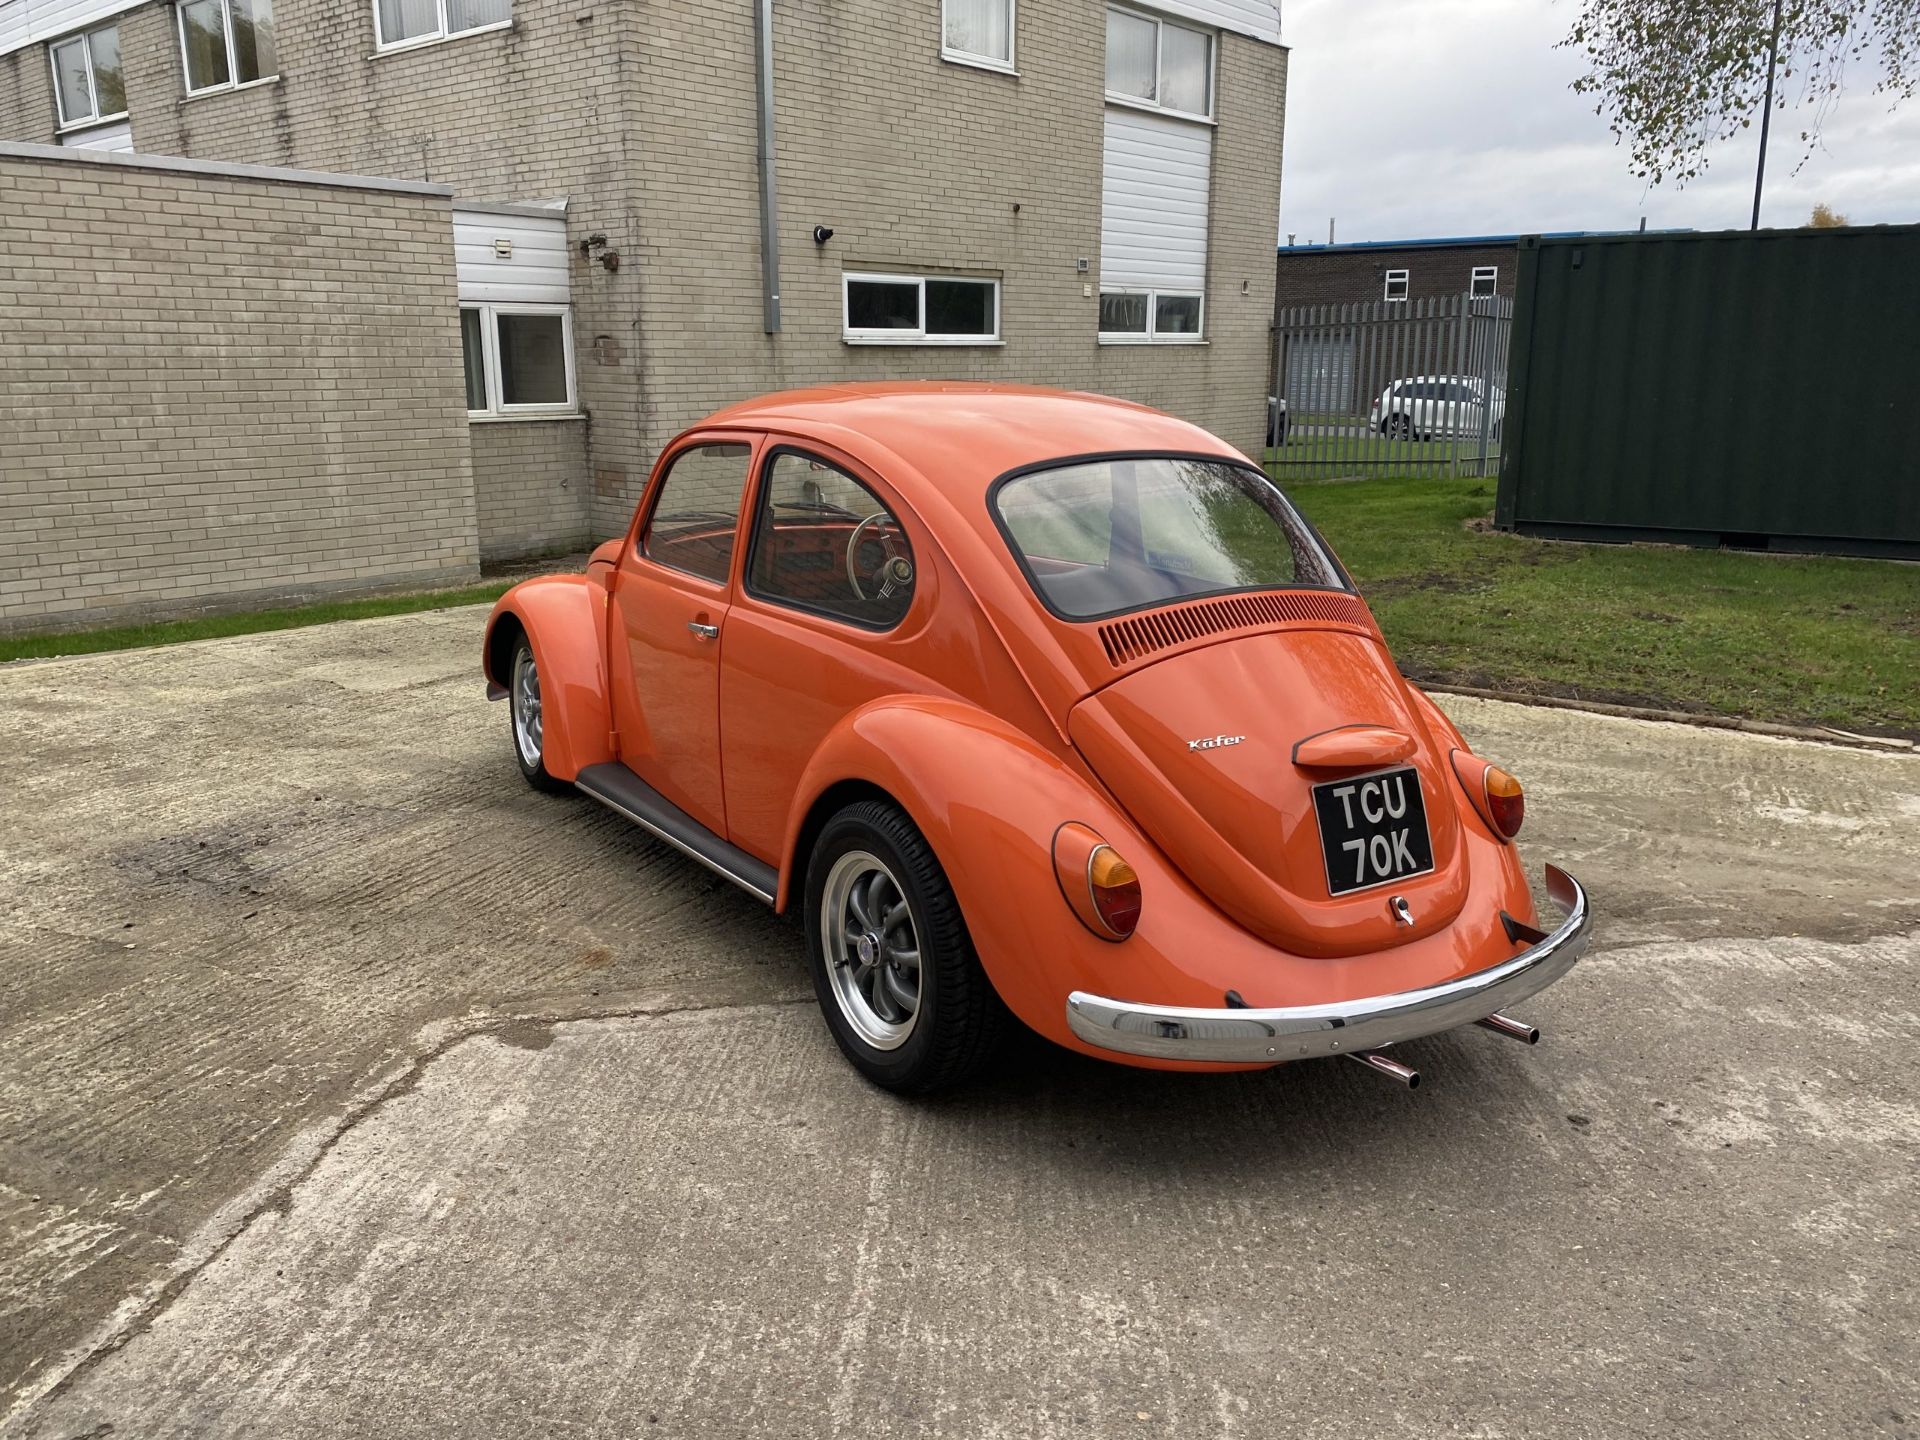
[[754, 0, 782, 333], [1475, 297, 1497, 477], [1751, 0, 1783, 231]]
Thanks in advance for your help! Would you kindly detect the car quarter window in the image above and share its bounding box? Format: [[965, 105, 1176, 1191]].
[[641, 442, 753, 585], [747, 450, 916, 629]]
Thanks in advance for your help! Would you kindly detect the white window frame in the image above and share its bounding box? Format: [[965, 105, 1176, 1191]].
[[48, 25, 127, 130], [842, 271, 1002, 347], [1097, 287, 1205, 344], [940, 0, 1015, 74], [1470, 266, 1498, 299], [1104, 3, 1215, 123], [463, 303, 577, 418], [176, 0, 280, 98], [1384, 269, 1410, 302], [373, 0, 512, 54]]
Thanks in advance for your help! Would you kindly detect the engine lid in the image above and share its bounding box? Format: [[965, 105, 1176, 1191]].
[[1068, 627, 1468, 957]]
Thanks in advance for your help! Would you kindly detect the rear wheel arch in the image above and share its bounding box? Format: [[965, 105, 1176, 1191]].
[[788, 779, 904, 910]]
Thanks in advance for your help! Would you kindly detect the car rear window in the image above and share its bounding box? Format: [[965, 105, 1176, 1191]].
[[991, 456, 1349, 620]]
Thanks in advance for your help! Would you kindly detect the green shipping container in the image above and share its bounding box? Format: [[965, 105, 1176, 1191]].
[[1495, 226, 1920, 558]]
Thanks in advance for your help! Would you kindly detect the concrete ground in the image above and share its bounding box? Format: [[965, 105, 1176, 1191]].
[[1, 608, 1915, 1438]]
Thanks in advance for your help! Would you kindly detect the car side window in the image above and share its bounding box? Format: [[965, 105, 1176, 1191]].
[[746, 450, 916, 630], [641, 442, 753, 585]]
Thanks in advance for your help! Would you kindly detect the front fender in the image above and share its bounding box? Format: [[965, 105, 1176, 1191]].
[[482, 576, 613, 782], [780, 696, 1544, 1069]]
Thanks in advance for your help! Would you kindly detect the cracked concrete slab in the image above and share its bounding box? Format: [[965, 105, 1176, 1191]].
[[2, 606, 1917, 1436]]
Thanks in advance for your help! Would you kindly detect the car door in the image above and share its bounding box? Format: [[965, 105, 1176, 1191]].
[[609, 433, 759, 836], [1408, 382, 1436, 434], [717, 443, 925, 865], [1450, 382, 1481, 437]]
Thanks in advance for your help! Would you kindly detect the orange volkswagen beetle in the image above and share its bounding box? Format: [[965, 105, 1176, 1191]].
[[482, 383, 1590, 1093]]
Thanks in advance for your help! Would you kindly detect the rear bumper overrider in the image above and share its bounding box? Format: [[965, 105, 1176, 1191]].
[[1065, 865, 1590, 1064]]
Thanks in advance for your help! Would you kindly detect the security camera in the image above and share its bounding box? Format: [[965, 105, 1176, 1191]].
[[812, 225, 835, 245]]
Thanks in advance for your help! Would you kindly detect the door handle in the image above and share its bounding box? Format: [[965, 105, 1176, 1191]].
[[687, 621, 720, 641]]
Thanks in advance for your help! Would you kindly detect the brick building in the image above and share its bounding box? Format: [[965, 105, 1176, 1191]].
[[0, 145, 481, 630], [1274, 230, 1684, 311], [1275, 235, 1524, 311], [0, 0, 1289, 626]]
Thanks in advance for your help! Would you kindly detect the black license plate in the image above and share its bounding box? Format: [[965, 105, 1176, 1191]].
[[1312, 766, 1435, 896]]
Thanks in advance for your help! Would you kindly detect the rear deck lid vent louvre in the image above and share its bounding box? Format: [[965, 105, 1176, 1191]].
[[1097, 590, 1375, 667]]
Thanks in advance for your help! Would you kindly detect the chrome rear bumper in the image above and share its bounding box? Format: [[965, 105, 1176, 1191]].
[[1065, 865, 1590, 1064]]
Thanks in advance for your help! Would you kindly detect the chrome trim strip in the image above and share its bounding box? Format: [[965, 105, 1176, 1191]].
[[575, 778, 777, 905], [1066, 865, 1590, 1064]]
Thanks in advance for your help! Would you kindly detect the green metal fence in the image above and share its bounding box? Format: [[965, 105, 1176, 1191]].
[[1494, 226, 1920, 559]]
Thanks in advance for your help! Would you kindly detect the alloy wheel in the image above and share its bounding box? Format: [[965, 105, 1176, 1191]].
[[512, 646, 544, 768], [820, 850, 922, 1051]]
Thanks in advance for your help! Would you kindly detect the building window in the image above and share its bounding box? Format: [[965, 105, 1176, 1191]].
[[942, 0, 1013, 71], [843, 272, 999, 345], [1105, 5, 1212, 120], [1471, 266, 1498, 298], [50, 25, 126, 128], [1383, 269, 1410, 302], [177, 0, 277, 95], [375, 0, 511, 51], [462, 304, 576, 416], [1099, 288, 1203, 343]]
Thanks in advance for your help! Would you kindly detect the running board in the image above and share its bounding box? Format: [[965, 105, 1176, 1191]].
[[574, 763, 778, 905]]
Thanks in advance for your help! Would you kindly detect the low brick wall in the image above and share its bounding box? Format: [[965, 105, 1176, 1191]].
[[0, 142, 480, 634], [470, 419, 594, 565]]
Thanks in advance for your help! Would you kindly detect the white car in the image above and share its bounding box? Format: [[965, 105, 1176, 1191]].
[[1370, 376, 1505, 442]]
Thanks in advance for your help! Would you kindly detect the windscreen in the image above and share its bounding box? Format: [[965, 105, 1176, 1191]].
[[992, 457, 1349, 620]]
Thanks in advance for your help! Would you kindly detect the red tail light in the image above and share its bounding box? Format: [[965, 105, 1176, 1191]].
[[1053, 823, 1142, 940], [1088, 845, 1143, 937], [1483, 765, 1526, 839], [1450, 750, 1526, 842]]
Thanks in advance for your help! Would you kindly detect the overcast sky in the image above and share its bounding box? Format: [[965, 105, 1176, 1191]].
[[1276, 0, 1920, 244]]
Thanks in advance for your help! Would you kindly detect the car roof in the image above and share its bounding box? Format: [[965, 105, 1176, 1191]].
[[685, 383, 1262, 738], [695, 382, 1246, 493]]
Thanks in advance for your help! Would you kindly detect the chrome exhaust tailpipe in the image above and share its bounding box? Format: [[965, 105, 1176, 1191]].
[[1476, 1012, 1540, 1045], [1345, 1049, 1420, 1088]]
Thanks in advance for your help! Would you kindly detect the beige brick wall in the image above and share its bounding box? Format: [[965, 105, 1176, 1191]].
[[86, 0, 651, 538], [0, 44, 56, 143], [1, 0, 1285, 543], [0, 145, 478, 634], [627, 0, 1285, 523], [470, 418, 592, 563]]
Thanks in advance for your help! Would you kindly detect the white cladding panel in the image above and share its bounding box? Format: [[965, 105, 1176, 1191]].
[[1152, 0, 1280, 45], [0, 0, 146, 56], [1100, 107, 1212, 292], [452, 208, 570, 305], [59, 119, 131, 151]]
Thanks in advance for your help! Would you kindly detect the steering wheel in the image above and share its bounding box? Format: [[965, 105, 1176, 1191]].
[[846, 512, 912, 602]]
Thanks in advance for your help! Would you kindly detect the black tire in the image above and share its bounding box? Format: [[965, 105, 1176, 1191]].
[[508, 637, 571, 795], [1384, 414, 1413, 442], [804, 800, 1008, 1093]]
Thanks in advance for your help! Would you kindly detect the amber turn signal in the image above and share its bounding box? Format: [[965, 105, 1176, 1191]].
[[1052, 823, 1142, 941], [1088, 845, 1143, 938], [1449, 750, 1526, 842], [1483, 765, 1526, 839]]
